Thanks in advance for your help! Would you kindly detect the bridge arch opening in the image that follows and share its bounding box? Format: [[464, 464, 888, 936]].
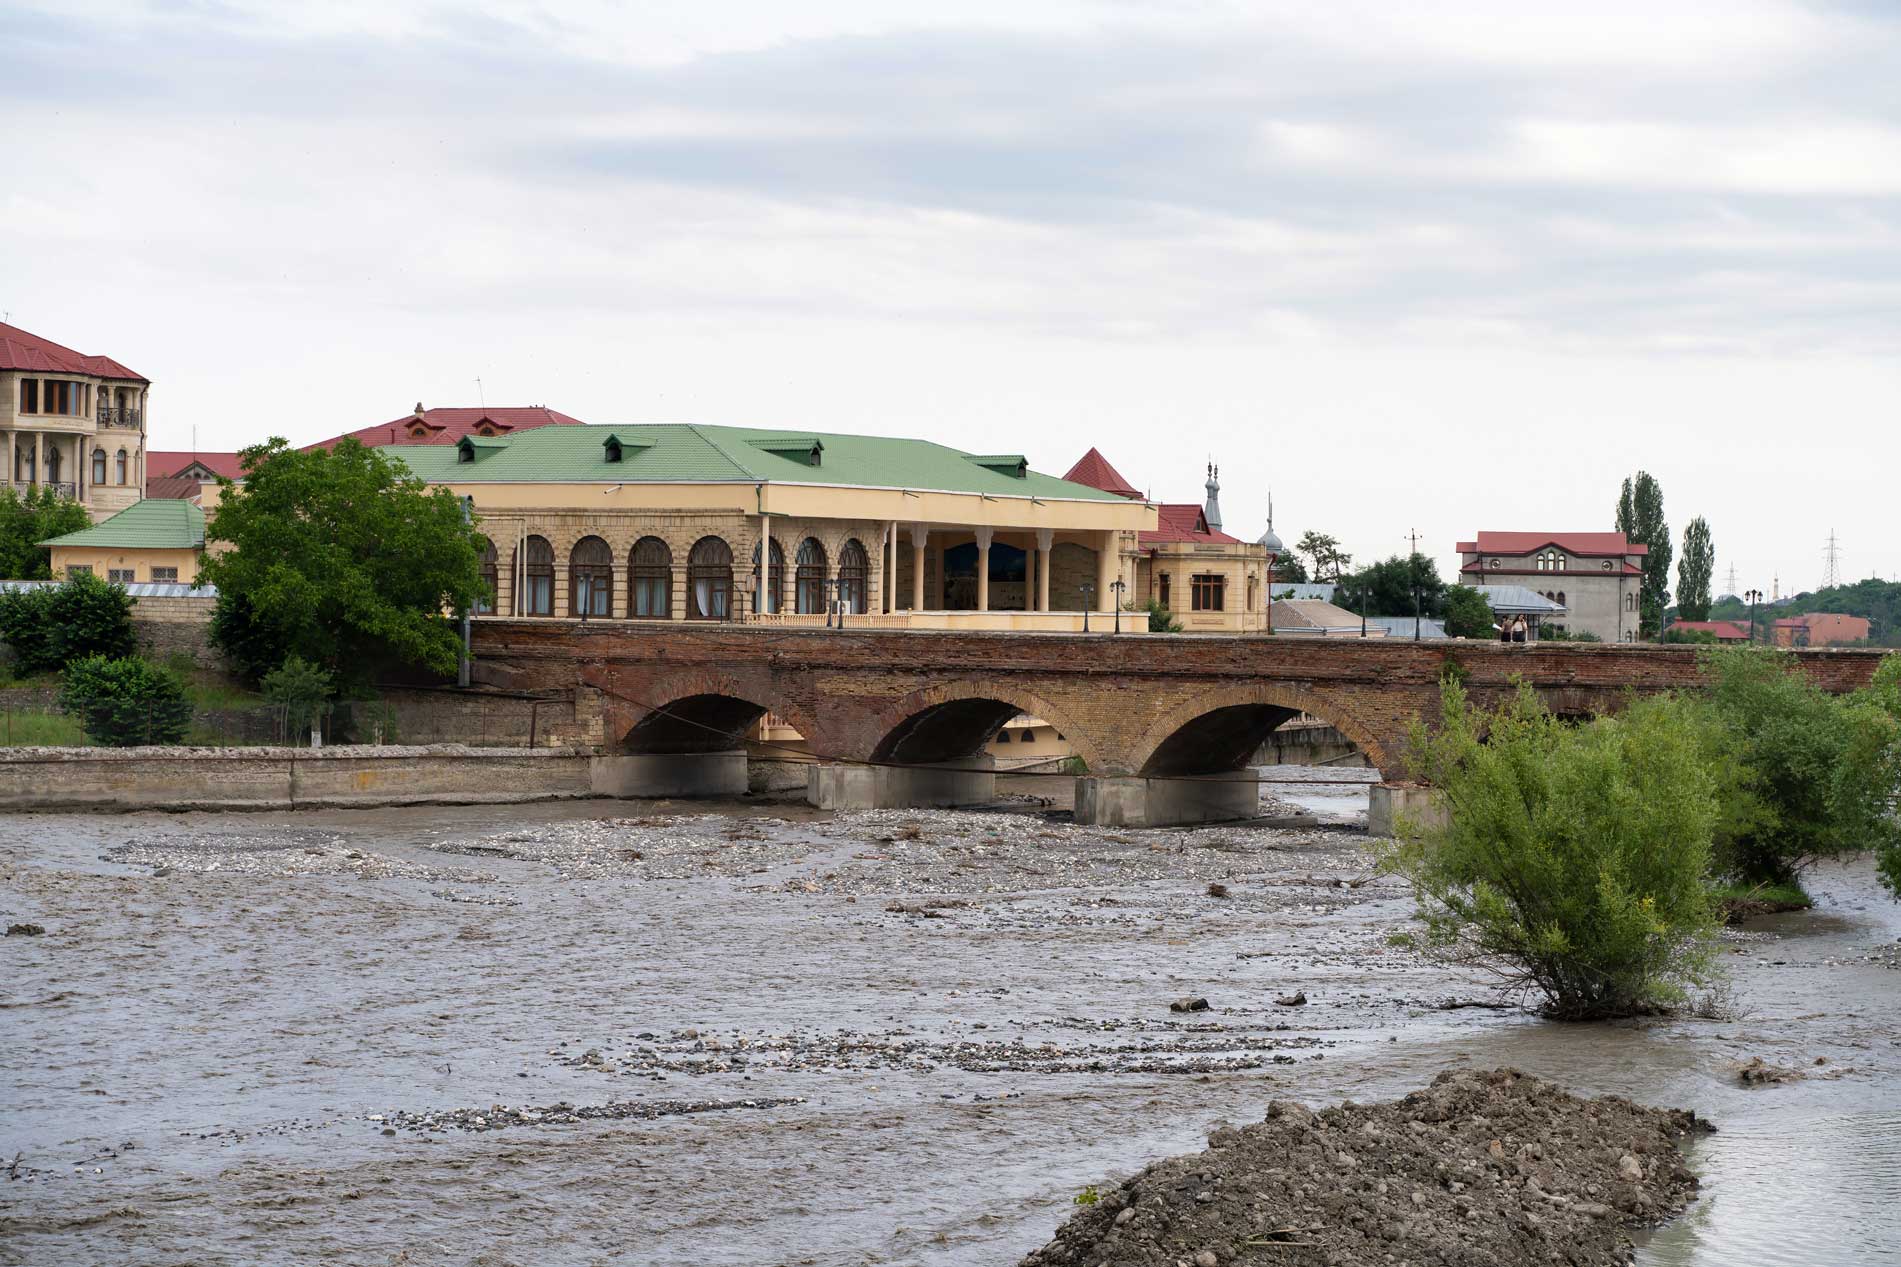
[[1139, 703, 1306, 777], [620, 692, 773, 755], [873, 698, 1021, 765], [1132, 687, 1388, 779]]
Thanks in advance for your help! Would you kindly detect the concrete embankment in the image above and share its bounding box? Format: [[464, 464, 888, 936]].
[[0, 744, 598, 812]]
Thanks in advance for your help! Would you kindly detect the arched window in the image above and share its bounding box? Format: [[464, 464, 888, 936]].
[[688, 536, 733, 620], [1557, 591, 1566, 607], [519, 535, 555, 616], [837, 538, 868, 614], [91, 448, 107, 484], [46, 446, 61, 483], [476, 538, 497, 613], [115, 449, 128, 484], [750, 538, 786, 614], [631, 536, 672, 618], [795, 537, 827, 614], [569, 535, 612, 617]]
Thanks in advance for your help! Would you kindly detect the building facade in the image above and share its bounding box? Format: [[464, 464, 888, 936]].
[[43, 499, 205, 584], [1457, 532, 1647, 642], [0, 322, 149, 521], [1773, 613, 1872, 647]]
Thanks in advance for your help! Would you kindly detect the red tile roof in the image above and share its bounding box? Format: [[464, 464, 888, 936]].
[[1140, 503, 1242, 546], [144, 474, 209, 501], [0, 321, 146, 382], [305, 405, 585, 452], [1456, 531, 1647, 558], [1062, 447, 1143, 499], [146, 451, 246, 481], [1668, 620, 1751, 641]]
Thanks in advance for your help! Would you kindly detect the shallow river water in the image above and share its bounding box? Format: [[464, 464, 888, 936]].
[[2, 773, 1898, 1266]]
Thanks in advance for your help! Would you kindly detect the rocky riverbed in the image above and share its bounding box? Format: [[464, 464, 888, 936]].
[[3, 789, 1898, 1266]]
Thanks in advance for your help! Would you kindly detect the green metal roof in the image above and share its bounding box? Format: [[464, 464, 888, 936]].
[[383, 423, 1131, 502], [41, 499, 206, 550]]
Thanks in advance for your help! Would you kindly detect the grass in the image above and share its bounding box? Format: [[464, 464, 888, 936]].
[[1708, 879, 1813, 924], [0, 710, 93, 746]]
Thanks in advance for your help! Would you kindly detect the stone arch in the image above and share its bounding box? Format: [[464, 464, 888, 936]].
[[1131, 682, 1393, 777], [598, 669, 821, 758], [868, 680, 1106, 770]]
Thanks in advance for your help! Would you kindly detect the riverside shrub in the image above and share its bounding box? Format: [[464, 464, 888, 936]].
[[0, 573, 138, 674], [58, 655, 194, 747], [1385, 681, 1720, 1020]]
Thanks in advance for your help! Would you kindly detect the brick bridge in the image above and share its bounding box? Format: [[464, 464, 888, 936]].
[[470, 622, 1887, 825]]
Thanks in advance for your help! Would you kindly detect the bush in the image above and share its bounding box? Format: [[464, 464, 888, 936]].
[[262, 655, 334, 743], [1441, 586, 1495, 639], [1690, 647, 1901, 888], [58, 655, 194, 747], [1384, 681, 1720, 1019], [1143, 600, 1182, 633], [0, 574, 138, 674], [1661, 626, 1719, 645], [0, 485, 90, 580], [1540, 627, 1602, 643]]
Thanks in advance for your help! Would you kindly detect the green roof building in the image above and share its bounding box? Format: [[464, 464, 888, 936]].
[[42, 498, 205, 585]]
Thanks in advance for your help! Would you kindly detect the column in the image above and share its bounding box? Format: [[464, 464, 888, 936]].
[[1096, 530, 1118, 616], [758, 513, 773, 614], [34, 433, 43, 488], [910, 525, 927, 612], [974, 527, 992, 612], [886, 520, 898, 613], [1036, 529, 1053, 612]]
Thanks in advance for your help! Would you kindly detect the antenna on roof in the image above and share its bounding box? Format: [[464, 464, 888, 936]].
[[475, 377, 486, 410]]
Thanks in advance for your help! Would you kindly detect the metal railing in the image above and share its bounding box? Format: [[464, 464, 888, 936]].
[[95, 406, 143, 429]]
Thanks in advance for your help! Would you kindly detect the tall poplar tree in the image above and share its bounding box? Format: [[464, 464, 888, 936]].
[[1615, 472, 1672, 639], [1676, 517, 1715, 622]]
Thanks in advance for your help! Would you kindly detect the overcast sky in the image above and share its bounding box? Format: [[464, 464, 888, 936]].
[[4, 0, 1896, 594]]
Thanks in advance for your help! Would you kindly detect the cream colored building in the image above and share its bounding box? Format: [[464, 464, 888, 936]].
[[43, 499, 205, 584], [380, 423, 1156, 629], [0, 321, 149, 521]]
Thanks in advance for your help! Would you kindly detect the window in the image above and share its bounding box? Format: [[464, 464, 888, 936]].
[[108, 568, 135, 583], [19, 379, 38, 413], [66, 564, 93, 578], [750, 537, 786, 614], [1601, 560, 1614, 571], [518, 535, 555, 616], [688, 536, 733, 620], [43, 380, 75, 416], [1158, 572, 1171, 610], [995, 729, 1011, 743], [1489, 558, 1502, 569], [92, 449, 107, 485], [45, 446, 61, 483], [476, 538, 497, 613], [795, 537, 827, 614], [116, 450, 128, 485], [14, 446, 31, 482], [631, 536, 671, 618], [151, 567, 178, 583], [1556, 591, 1566, 607], [837, 538, 868, 614], [569, 535, 613, 618], [1191, 573, 1225, 612]]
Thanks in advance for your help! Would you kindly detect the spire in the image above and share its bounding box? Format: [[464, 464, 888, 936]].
[[1257, 489, 1283, 555], [1203, 460, 1223, 533]]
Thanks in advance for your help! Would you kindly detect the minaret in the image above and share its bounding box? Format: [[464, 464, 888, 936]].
[[1203, 461, 1223, 533], [1256, 491, 1284, 557]]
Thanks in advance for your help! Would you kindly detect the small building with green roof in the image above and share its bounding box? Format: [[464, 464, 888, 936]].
[[367, 422, 1156, 626], [42, 498, 205, 585]]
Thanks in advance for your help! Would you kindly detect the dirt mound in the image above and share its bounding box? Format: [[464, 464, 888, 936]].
[[1021, 1068, 1708, 1267]]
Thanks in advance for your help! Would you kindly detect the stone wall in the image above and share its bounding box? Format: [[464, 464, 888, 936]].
[[375, 686, 604, 748], [131, 594, 221, 666], [0, 744, 595, 811]]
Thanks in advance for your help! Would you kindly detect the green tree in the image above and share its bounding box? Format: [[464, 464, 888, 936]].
[[262, 654, 336, 743], [1677, 517, 1714, 621], [58, 655, 194, 747], [1616, 472, 1672, 638], [0, 486, 91, 580], [0, 573, 138, 674], [1142, 600, 1183, 633], [1386, 680, 1720, 1019], [201, 438, 487, 690], [1441, 585, 1496, 639], [1295, 530, 1352, 582], [1341, 553, 1445, 618], [1866, 656, 1901, 898], [1271, 554, 1308, 584]]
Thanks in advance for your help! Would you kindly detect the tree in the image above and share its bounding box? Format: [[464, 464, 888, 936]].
[[0, 573, 138, 675], [0, 486, 91, 580], [1295, 531, 1352, 583], [1142, 600, 1183, 633], [1340, 553, 1445, 619], [1615, 472, 1672, 638], [1385, 681, 1720, 1019], [262, 654, 336, 743], [201, 438, 488, 690], [1271, 554, 1308, 584], [58, 655, 194, 747], [1441, 585, 1496, 639], [1677, 517, 1714, 622], [1867, 656, 1901, 899]]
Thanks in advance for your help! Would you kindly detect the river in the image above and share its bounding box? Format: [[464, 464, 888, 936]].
[[2, 776, 1896, 1265]]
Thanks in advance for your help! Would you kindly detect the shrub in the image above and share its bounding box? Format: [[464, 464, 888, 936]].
[[1540, 628, 1602, 643], [0, 574, 138, 674], [1441, 585, 1495, 639], [262, 655, 334, 743], [58, 655, 194, 747], [1384, 681, 1720, 1019], [1143, 600, 1182, 633], [1661, 626, 1719, 645]]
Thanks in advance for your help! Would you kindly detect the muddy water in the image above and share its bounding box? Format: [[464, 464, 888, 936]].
[[2, 781, 1897, 1267]]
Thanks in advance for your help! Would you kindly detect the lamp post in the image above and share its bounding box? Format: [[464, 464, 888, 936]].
[[457, 495, 473, 688], [824, 576, 839, 629], [1746, 588, 1763, 643], [1080, 581, 1095, 633], [1110, 577, 1126, 633]]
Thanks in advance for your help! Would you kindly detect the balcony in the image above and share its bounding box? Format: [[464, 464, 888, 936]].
[[11, 482, 76, 499], [96, 406, 143, 429]]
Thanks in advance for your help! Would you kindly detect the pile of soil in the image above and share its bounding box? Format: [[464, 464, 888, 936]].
[[1021, 1068, 1708, 1267]]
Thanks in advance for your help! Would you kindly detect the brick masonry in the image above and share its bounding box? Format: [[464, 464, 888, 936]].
[[470, 622, 1894, 776]]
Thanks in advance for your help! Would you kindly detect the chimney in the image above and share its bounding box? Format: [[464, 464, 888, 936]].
[[413, 402, 426, 422]]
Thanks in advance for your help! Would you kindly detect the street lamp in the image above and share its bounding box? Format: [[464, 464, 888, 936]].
[[1745, 588, 1763, 642], [1080, 581, 1095, 633], [458, 495, 474, 688], [1110, 577, 1126, 633]]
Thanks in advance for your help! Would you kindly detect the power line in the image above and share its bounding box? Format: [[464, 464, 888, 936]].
[[1822, 530, 1843, 590]]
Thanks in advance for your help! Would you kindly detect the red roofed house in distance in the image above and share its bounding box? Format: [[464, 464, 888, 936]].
[[0, 320, 151, 522], [1457, 531, 1647, 642]]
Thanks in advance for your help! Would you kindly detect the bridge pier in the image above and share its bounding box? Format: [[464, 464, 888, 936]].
[[1073, 774, 1259, 828], [807, 756, 996, 810], [591, 751, 749, 799]]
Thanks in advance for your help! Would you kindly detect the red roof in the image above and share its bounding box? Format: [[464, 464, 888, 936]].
[[1456, 531, 1647, 558], [1669, 620, 1751, 641], [144, 474, 209, 501], [306, 405, 585, 451], [0, 321, 146, 382], [1140, 503, 1242, 547], [146, 451, 246, 481], [1062, 447, 1143, 499]]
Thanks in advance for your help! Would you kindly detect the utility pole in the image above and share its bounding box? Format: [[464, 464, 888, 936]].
[[1822, 530, 1842, 590], [1407, 530, 1423, 640], [1724, 563, 1740, 599]]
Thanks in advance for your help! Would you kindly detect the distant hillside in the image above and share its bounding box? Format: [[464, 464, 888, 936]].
[[1706, 578, 1901, 645]]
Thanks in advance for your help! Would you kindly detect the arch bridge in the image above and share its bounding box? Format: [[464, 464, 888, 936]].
[[468, 622, 1887, 826]]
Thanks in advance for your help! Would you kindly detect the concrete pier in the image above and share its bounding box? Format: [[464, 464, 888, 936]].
[[590, 751, 749, 799], [1072, 774, 1259, 827], [1366, 783, 1448, 838], [806, 756, 996, 810]]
